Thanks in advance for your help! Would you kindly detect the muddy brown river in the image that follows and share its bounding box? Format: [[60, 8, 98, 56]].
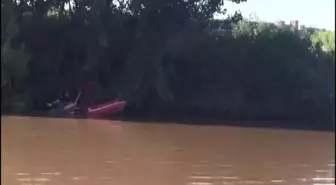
[[1, 116, 335, 185]]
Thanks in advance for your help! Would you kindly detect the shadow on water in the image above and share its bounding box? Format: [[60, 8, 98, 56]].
[[117, 116, 335, 132], [4, 110, 334, 132]]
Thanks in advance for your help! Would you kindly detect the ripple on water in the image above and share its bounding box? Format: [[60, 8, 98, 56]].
[[72, 176, 88, 180], [17, 177, 51, 182], [15, 173, 31, 176], [187, 183, 214, 185], [327, 163, 335, 167], [270, 179, 285, 183], [312, 177, 335, 181], [220, 176, 239, 180], [40, 172, 61, 176], [188, 175, 214, 180]]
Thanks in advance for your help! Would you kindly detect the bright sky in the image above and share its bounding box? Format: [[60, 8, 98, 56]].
[[216, 0, 335, 30]]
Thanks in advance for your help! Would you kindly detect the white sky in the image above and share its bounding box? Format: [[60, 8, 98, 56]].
[[216, 0, 335, 30]]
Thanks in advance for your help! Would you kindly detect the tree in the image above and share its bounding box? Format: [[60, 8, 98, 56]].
[[1, 0, 30, 89], [311, 31, 335, 53]]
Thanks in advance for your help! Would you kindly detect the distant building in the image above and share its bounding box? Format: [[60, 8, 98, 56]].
[[290, 20, 299, 31], [210, 18, 329, 37]]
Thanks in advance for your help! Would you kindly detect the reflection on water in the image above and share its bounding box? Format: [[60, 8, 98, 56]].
[[1, 116, 335, 185]]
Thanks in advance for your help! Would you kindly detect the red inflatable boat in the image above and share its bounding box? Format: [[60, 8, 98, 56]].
[[86, 99, 126, 118], [49, 84, 127, 118]]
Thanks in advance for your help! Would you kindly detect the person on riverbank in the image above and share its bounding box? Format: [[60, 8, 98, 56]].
[[48, 91, 76, 117]]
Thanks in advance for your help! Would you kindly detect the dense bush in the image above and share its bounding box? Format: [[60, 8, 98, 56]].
[[1, 0, 334, 122]]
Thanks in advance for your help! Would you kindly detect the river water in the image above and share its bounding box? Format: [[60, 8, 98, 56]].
[[1, 116, 335, 185]]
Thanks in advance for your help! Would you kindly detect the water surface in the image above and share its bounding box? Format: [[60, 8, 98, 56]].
[[1, 116, 334, 185]]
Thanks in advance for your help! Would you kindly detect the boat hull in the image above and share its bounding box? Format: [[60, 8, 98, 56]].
[[86, 100, 127, 118]]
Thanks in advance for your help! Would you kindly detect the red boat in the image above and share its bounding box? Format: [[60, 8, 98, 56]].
[[48, 84, 127, 118], [85, 99, 126, 118]]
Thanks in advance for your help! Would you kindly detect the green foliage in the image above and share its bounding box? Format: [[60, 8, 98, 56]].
[[1, 0, 334, 124], [311, 31, 335, 52]]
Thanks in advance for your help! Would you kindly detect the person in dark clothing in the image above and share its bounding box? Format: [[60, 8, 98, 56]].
[[59, 91, 72, 103], [48, 91, 72, 107], [48, 91, 75, 117]]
